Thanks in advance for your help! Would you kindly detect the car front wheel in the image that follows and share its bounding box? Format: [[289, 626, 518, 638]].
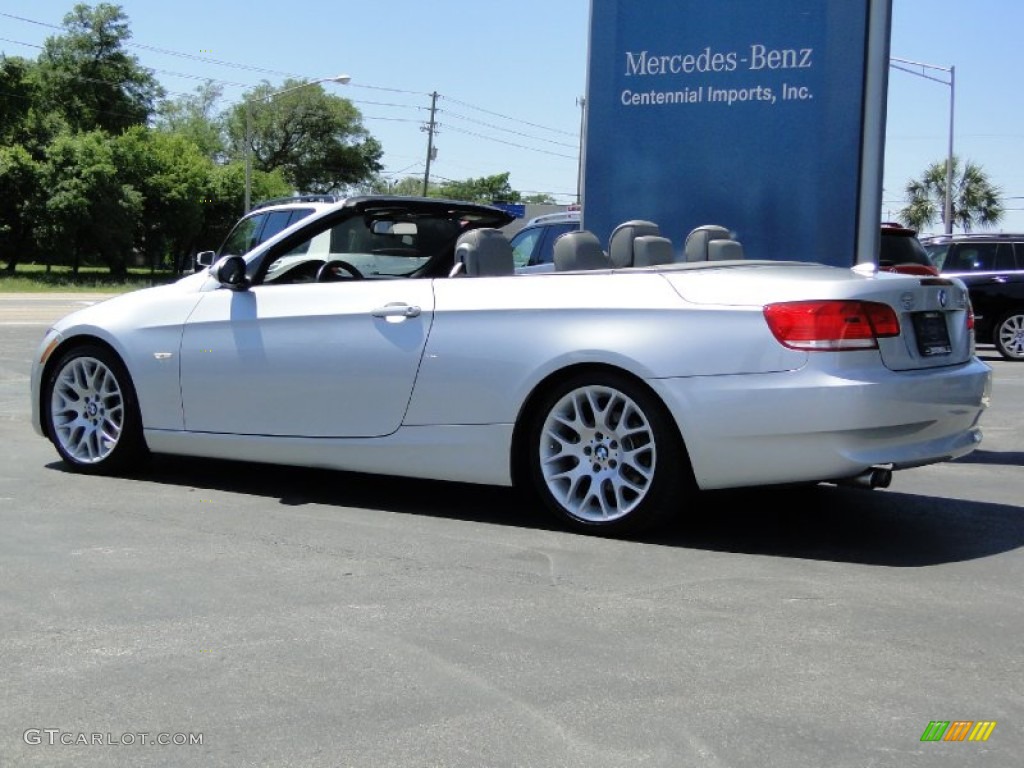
[[43, 344, 147, 473], [993, 310, 1024, 361], [526, 371, 692, 535]]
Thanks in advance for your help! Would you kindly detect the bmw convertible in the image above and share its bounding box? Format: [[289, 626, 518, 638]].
[[30, 196, 992, 535]]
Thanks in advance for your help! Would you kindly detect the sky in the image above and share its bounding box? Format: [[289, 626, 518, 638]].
[[1, 0, 1022, 235]]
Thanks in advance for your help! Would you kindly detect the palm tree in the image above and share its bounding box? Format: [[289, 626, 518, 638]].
[[899, 156, 1003, 233]]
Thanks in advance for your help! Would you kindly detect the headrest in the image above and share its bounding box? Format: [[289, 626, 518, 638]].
[[707, 239, 744, 261], [608, 219, 660, 268], [453, 228, 514, 276], [684, 225, 734, 262], [553, 230, 610, 271], [632, 235, 676, 267]]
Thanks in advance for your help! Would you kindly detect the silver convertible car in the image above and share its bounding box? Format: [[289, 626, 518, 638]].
[[30, 196, 992, 535]]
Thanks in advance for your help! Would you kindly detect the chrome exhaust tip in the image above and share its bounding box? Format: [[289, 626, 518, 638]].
[[832, 466, 892, 490]]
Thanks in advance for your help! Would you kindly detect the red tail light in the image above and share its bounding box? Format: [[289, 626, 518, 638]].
[[764, 300, 901, 351]]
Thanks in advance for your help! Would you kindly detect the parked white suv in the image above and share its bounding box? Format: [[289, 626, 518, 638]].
[[195, 195, 344, 269]]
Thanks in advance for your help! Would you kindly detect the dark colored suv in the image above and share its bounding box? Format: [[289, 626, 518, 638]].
[[509, 210, 581, 273], [921, 232, 1024, 361]]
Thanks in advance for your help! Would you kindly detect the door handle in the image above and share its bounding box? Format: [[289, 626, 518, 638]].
[[371, 303, 421, 318]]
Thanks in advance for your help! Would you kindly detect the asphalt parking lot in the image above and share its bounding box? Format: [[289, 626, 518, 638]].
[[1, 294, 1021, 768]]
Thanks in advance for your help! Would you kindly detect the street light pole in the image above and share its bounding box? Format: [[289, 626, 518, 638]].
[[244, 98, 253, 214], [946, 65, 955, 234], [889, 57, 955, 234], [243, 74, 351, 213], [575, 96, 586, 206]]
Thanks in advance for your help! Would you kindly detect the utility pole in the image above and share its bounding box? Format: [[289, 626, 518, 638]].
[[422, 91, 439, 196]]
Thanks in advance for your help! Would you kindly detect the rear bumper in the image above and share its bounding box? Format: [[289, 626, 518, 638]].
[[648, 355, 993, 489]]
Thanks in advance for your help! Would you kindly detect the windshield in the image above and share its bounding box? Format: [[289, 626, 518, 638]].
[[259, 210, 475, 284]]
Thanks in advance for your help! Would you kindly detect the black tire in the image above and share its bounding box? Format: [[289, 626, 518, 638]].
[[42, 344, 148, 474], [993, 310, 1024, 361], [524, 370, 693, 536]]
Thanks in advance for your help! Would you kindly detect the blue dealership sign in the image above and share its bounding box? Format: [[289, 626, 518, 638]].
[[583, 0, 892, 266]]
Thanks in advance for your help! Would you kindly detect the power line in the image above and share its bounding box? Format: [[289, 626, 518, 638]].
[[381, 162, 424, 177], [0, 11, 307, 79], [359, 115, 422, 124], [444, 125, 581, 159], [0, 11, 430, 97], [1, 36, 253, 88], [2, 10, 580, 192], [440, 109, 577, 150], [3, 36, 429, 129], [442, 94, 576, 138]]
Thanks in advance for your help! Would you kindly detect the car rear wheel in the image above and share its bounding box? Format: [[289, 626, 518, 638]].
[[993, 310, 1024, 361], [43, 345, 147, 473], [526, 371, 691, 535]]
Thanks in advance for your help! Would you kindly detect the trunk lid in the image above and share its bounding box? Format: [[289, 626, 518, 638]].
[[659, 262, 975, 371]]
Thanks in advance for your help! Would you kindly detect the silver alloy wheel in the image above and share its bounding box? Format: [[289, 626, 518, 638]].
[[996, 313, 1024, 359], [539, 384, 657, 522], [50, 355, 125, 464]]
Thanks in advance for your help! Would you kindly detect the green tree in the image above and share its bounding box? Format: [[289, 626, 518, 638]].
[[0, 55, 68, 151], [354, 175, 434, 196], [0, 56, 38, 143], [523, 193, 557, 205], [226, 80, 382, 193], [0, 145, 44, 272], [39, 130, 143, 276], [155, 81, 226, 160], [37, 3, 163, 134], [434, 172, 520, 203], [394, 176, 434, 196], [899, 157, 1003, 233], [113, 127, 212, 273]]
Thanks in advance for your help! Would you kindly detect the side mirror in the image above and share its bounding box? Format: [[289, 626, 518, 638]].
[[195, 250, 216, 270], [215, 255, 250, 291]]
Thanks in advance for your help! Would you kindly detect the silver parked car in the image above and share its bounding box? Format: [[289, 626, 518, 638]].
[[31, 196, 992, 536]]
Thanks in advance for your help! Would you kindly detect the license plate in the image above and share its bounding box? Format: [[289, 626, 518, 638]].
[[912, 311, 951, 356]]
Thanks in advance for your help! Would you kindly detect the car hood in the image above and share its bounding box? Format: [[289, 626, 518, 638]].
[[49, 277, 206, 334]]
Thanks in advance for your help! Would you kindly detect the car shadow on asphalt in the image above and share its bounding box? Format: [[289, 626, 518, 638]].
[[974, 345, 1005, 364], [71, 453, 1024, 569], [653, 484, 1023, 566], [952, 449, 1024, 467]]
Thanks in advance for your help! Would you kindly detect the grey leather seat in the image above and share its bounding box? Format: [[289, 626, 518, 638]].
[[451, 228, 515, 277], [608, 219, 661, 267], [707, 239, 744, 261], [632, 235, 676, 267], [683, 225, 745, 262], [553, 230, 611, 271]]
